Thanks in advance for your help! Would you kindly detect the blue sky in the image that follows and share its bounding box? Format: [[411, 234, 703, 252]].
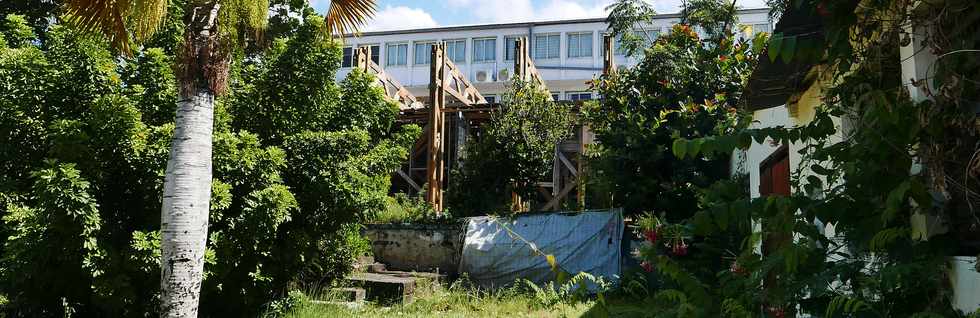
[[310, 0, 769, 32]]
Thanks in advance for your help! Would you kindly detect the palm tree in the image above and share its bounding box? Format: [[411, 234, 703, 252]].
[[63, 0, 376, 316]]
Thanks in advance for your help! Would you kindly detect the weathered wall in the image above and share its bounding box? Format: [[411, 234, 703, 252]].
[[363, 223, 466, 276]]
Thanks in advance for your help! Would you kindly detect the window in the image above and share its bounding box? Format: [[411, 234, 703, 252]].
[[551, 92, 561, 100], [600, 34, 625, 57], [484, 95, 497, 103], [363, 44, 380, 64], [445, 39, 466, 63], [414, 41, 433, 65], [752, 23, 771, 35], [341, 47, 353, 67], [386, 43, 408, 66], [473, 38, 496, 62], [534, 34, 560, 59], [567, 92, 593, 101], [567, 32, 593, 58], [505, 36, 521, 61]]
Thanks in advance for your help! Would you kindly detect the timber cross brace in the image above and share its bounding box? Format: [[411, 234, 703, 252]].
[[345, 36, 616, 214]]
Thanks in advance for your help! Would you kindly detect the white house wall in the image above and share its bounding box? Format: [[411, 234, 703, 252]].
[[336, 9, 771, 98]]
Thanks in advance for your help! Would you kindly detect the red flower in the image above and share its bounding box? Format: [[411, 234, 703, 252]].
[[672, 242, 688, 256], [641, 261, 654, 272], [643, 229, 658, 243], [767, 306, 786, 318], [730, 261, 747, 275], [719, 55, 728, 62]]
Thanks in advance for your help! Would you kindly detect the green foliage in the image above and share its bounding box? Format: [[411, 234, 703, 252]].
[[371, 192, 446, 224], [0, 161, 107, 315], [1, 15, 34, 48], [0, 13, 413, 317], [586, 16, 759, 220], [611, 0, 980, 317], [448, 80, 574, 215]]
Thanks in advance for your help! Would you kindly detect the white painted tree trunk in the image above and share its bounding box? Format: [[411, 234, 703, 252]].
[[159, 90, 214, 317]]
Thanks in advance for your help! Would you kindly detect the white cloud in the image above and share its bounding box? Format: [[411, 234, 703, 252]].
[[362, 5, 439, 32]]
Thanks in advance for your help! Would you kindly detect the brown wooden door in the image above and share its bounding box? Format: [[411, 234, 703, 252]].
[[760, 145, 792, 317], [760, 146, 790, 197]]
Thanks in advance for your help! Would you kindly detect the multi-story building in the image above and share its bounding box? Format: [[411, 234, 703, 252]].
[[337, 8, 772, 102]]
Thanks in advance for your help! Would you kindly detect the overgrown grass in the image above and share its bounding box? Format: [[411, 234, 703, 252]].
[[279, 278, 603, 318]]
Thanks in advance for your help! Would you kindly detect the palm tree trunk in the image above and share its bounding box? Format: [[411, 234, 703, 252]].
[[160, 2, 221, 316], [160, 90, 214, 317]]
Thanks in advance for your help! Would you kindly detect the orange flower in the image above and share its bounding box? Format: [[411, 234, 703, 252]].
[[719, 55, 728, 62]]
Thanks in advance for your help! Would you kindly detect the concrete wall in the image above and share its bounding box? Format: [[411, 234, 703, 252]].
[[363, 223, 466, 276]]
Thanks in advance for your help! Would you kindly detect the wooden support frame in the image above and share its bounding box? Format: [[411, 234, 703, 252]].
[[355, 46, 422, 110], [343, 36, 603, 214], [426, 43, 447, 213], [603, 35, 616, 75], [513, 37, 551, 100]]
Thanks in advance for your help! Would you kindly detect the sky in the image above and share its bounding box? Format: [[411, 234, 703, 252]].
[[310, 0, 770, 32]]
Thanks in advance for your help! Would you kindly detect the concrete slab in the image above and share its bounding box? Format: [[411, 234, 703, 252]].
[[347, 272, 416, 305]]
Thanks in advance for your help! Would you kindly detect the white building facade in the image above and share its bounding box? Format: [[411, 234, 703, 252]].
[[337, 8, 772, 101]]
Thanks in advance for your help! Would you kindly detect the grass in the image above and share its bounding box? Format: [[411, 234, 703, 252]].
[[281, 280, 601, 318]]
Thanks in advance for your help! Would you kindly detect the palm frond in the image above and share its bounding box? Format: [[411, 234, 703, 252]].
[[324, 0, 376, 37], [63, 0, 169, 53]]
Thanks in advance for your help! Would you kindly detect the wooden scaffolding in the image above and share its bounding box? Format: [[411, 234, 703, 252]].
[[350, 35, 617, 214]]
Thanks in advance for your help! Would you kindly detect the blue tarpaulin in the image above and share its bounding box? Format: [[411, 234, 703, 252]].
[[457, 209, 624, 289]]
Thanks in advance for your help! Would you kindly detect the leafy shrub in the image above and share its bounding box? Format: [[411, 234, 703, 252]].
[[371, 192, 445, 224], [0, 13, 414, 317], [448, 80, 574, 216]]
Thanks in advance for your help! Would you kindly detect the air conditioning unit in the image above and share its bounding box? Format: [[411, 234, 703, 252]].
[[475, 70, 490, 83], [497, 69, 510, 81]]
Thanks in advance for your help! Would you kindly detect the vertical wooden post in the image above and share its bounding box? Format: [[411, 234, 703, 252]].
[[602, 35, 616, 75], [510, 37, 529, 212], [427, 43, 446, 214], [514, 37, 528, 81], [355, 46, 369, 72]]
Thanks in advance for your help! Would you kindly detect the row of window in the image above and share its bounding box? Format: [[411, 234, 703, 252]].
[[342, 32, 608, 68], [482, 91, 594, 103], [341, 23, 771, 68]]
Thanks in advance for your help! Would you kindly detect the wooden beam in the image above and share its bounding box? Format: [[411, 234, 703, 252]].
[[426, 43, 446, 214], [543, 176, 578, 211], [442, 57, 486, 105], [396, 169, 421, 192], [355, 47, 422, 110], [603, 35, 616, 75], [513, 37, 550, 98], [557, 151, 578, 177]]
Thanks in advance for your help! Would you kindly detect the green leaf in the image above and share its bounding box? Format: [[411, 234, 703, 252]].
[[811, 164, 833, 176], [688, 138, 703, 158], [780, 35, 797, 63], [768, 33, 783, 63], [673, 138, 687, 159]]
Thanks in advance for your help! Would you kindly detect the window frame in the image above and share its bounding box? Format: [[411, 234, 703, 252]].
[[444, 39, 467, 63], [566, 31, 594, 58], [472, 37, 497, 63], [414, 41, 435, 65], [386, 42, 409, 66], [533, 33, 560, 60], [566, 91, 594, 101], [341, 46, 354, 68]]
